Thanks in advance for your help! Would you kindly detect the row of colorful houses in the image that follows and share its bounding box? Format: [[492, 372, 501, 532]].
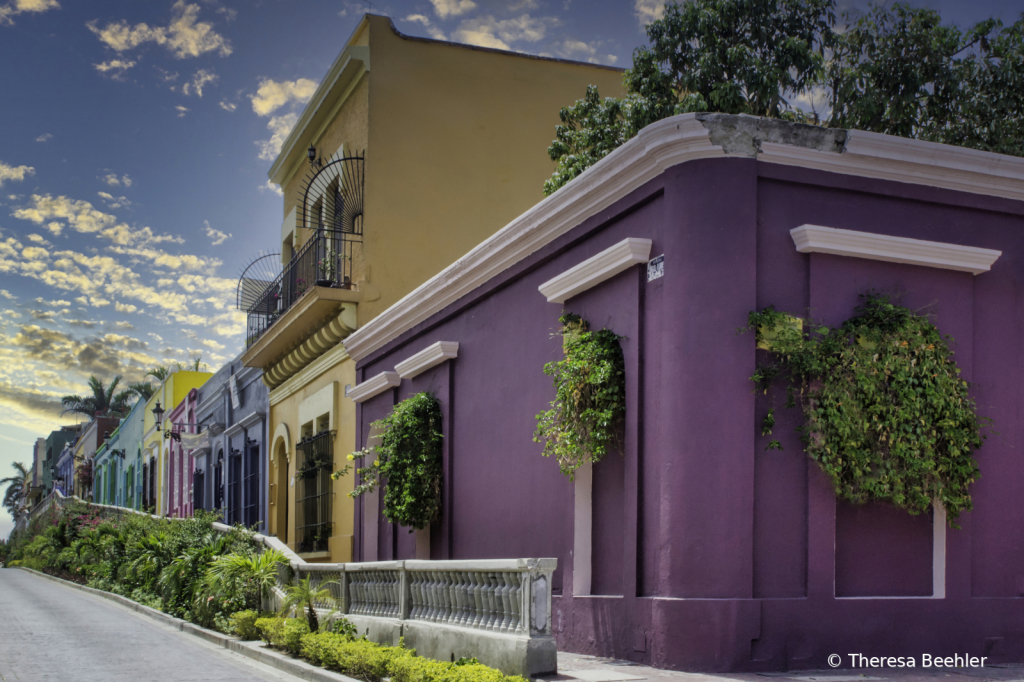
[[19, 12, 1024, 673]]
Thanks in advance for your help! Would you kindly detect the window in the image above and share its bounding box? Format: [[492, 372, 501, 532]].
[[243, 438, 261, 529], [229, 448, 242, 525], [194, 469, 205, 511], [295, 428, 334, 553], [213, 450, 224, 510]]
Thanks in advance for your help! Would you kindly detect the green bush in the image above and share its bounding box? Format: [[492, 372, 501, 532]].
[[298, 634, 413, 682], [230, 610, 273, 640], [389, 656, 525, 682], [256, 617, 310, 655]]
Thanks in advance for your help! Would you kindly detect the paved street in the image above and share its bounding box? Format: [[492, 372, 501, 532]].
[[0, 569, 301, 681]]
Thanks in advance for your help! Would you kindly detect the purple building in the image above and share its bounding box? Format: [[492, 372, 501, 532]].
[[339, 114, 1024, 672]]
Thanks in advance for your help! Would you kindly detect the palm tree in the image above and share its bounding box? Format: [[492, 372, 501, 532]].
[[126, 381, 155, 400], [202, 549, 287, 612], [146, 366, 171, 382], [0, 462, 29, 520], [279, 574, 337, 632], [61, 375, 133, 418]]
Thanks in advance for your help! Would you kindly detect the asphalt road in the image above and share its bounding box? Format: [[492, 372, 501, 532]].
[[0, 568, 300, 681]]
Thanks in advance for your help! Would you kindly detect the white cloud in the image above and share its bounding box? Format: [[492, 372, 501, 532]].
[[114, 302, 137, 313], [250, 78, 316, 117], [259, 179, 283, 196], [87, 0, 232, 59], [97, 191, 130, 209], [403, 14, 446, 40], [26, 234, 51, 246], [175, 105, 189, 117], [0, 290, 14, 300], [35, 133, 52, 143], [560, 38, 595, 59], [101, 172, 132, 187], [218, 100, 236, 112], [0, 0, 59, 26], [182, 67, 217, 96], [0, 161, 34, 187], [13, 194, 178, 247], [429, 0, 476, 19], [203, 220, 230, 245], [453, 14, 556, 51], [256, 113, 297, 161], [634, 0, 664, 26], [94, 59, 137, 79]]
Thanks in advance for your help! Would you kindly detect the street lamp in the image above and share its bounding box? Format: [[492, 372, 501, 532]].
[[152, 402, 165, 431]]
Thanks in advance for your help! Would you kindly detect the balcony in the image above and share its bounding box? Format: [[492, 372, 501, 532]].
[[246, 228, 358, 347], [239, 153, 363, 380]]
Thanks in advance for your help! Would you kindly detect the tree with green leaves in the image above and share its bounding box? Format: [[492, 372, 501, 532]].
[[545, 0, 1024, 194], [61, 375, 134, 418]]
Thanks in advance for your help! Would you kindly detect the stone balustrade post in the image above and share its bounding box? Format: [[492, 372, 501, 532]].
[[399, 562, 410, 620]]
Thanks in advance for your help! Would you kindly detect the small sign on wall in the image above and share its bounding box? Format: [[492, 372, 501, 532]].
[[647, 255, 664, 282]]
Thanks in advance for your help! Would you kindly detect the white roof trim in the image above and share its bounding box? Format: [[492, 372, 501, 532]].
[[343, 115, 723, 362], [348, 371, 401, 403], [395, 342, 459, 379], [790, 224, 1002, 275], [343, 113, 1024, 364], [760, 130, 1024, 202], [539, 238, 652, 303]]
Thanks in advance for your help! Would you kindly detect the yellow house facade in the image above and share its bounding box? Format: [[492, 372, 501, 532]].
[[142, 371, 212, 515], [241, 13, 625, 561]]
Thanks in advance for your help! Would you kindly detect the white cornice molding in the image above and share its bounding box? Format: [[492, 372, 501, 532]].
[[395, 342, 459, 379], [760, 131, 1024, 203], [344, 115, 722, 362], [343, 113, 1024, 364], [539, 238, 652, 303], [238, 412, 266, 431], [348, 371, 400, 403], [790, 224, 1002, 275]]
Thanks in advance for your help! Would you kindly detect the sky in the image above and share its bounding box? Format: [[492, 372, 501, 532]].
[[0, 0, 1019, 538]]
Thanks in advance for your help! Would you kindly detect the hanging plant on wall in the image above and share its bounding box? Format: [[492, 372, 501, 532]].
[[749, 293, 986, 526], [534, 313, 626, 480], [333, 392, 443, 530]]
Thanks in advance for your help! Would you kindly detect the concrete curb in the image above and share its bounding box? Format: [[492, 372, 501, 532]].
[[14, 567, 360, 682]]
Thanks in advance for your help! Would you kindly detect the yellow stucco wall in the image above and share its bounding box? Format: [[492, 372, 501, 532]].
[[268, 354, 356, 561], [264, 14, 625, 562]]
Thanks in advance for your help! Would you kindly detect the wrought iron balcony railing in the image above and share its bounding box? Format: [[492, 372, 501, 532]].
[[245, 228, 357, 346], [243, 153, 364, 348]]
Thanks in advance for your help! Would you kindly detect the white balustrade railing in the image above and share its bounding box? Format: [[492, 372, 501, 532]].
[[251, 533, 555, 638]]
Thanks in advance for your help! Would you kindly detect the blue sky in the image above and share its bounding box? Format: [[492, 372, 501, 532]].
[[0, 0, 1019, 537]]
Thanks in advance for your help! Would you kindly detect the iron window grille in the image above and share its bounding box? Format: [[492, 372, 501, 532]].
[[295, 430, 335, 554], [229, 449, 242, 525], [148, 460, 156, 512], [245, 153, 364, 347], [142, 461, 149, 509], [213, 451, 224, 511], [243, 438, 261, 529], [194, 469, 205, 511]]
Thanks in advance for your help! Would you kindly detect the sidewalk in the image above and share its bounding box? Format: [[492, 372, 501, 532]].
[[546, 652, 1024, 682]]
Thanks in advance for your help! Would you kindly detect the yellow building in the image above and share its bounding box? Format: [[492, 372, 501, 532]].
[[142, 371, 212, 515], [241, 13, 625, 561]]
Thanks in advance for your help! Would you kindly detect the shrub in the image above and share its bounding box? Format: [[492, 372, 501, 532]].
[[230, 610, 272, 640], [330, 616, 358, 638], [389, 656, 522, 682], [298, 634, 413, 682], [256, 617, 310, 655]]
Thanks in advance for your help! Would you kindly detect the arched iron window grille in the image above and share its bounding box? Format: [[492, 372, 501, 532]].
[[243, 151, 364, 347]]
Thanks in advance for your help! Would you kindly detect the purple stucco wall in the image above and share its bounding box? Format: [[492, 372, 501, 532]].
[[354, 155, 1024, 671]]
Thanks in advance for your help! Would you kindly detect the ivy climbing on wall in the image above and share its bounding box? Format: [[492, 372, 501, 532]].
[[534, 313, 626, 480], [749, 293, 986, 526], [333, 392, 443, 531]]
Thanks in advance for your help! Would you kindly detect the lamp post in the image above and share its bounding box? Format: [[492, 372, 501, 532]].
[[152, 402, 165, 431]]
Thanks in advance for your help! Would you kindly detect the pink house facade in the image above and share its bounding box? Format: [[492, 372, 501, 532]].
[[166, 388, 199, 518]]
